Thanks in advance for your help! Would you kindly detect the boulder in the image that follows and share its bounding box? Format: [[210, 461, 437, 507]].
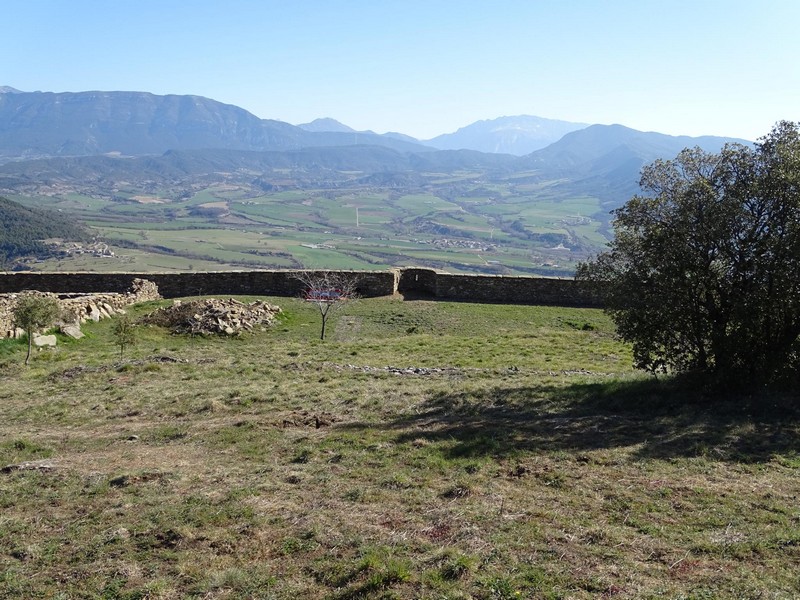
[[87, 305, 102, 322], [61, 324, 85, 339], [32, 334, 57, 347]]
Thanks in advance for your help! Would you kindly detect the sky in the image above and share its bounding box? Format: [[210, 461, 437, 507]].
[[3, 0, 799, 142]]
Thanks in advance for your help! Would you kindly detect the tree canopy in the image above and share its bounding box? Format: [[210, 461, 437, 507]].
[[13, 293, 61, 365], [577, 121, 800, 384], [0, 196, 87, 265]]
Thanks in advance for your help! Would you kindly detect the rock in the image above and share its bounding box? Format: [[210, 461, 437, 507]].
[[0, 279, 162, 334], [1, 459, 57, 473], [109, 475, 131, 487], [61, 324, 84, 339], [109, 527, 131, 541], [141, 298, 282, 336], [87, 305, 102, 322], [32, 334, 57, 347], [127, 278, 161, 303]]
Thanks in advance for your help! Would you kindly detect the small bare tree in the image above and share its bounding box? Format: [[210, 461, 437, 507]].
[[112, 313, 137, 358], [294, 271, 359, 340]]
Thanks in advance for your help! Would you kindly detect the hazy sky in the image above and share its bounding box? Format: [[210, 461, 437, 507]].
[[4, 0, 798, 141]]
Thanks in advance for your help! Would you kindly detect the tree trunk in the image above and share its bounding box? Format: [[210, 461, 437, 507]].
[[25, 330, 32, 365]]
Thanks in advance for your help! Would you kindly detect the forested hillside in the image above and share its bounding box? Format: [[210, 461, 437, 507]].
[[0, 196, 87, 263]]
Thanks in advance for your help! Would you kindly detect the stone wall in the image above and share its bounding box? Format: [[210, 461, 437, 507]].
[[0, 268, 602, 308], [432, 272, 600, 307], [0, 297, 13, 337], [0, 270, 397, 300], [0, 278, 162, 337]]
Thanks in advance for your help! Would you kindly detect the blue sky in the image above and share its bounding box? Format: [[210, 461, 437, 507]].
[[4, 0, 798, 141]]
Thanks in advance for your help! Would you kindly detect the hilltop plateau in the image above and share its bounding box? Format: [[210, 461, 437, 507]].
[[0, 295, 797, 598]]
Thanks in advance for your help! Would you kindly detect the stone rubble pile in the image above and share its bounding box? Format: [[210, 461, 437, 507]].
[[1, 278, 162, 339], [60, 278, 161, 326], [140, 298, 281, 335]]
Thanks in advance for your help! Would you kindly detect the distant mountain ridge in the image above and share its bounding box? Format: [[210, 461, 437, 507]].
[[520, 123, 752, 206], [298, 118, 356, 133], [424, 115, 590, 155], [0, 125, 749, 212], [297, 114, 592, 156], [297, 118, 421, 145], [0, 86, 753, 212], [0, 89, 430, 162]]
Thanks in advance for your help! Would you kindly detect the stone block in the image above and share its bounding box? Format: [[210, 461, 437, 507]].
[[33, 334, 57, 347], [61, 324, 85, 339]]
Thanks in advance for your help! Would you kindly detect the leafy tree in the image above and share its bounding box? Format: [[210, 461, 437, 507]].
[[112, 314, 137, 358], [577, 121, 800, 384], [13, 293, 61, 365], [294, 271, 359, 340]]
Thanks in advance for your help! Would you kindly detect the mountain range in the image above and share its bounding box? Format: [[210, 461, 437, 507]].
[[0, 86, 752, 215], [424, 115, 589, 155], [297, 114, 590, 156], [0, 88, 429, 162]]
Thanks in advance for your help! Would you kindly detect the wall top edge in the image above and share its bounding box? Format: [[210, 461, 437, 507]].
[[0, 268, 574, 281], [0, 269, 393, 276]]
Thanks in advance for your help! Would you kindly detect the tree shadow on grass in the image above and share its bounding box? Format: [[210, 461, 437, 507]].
[[341, 376, 800, 463]]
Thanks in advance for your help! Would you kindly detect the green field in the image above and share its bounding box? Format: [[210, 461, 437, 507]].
[[11, 174, 613, 275], [1, 298, 798, 598]]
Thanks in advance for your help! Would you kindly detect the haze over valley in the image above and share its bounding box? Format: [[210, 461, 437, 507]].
[[0, 87, 750, 275]]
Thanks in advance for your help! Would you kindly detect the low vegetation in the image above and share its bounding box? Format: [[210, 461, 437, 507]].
[[580, 121, 800, 385], [0, 297, 798, 599]]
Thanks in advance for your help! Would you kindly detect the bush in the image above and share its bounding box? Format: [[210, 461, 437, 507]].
[[578, 121, 800, 385]]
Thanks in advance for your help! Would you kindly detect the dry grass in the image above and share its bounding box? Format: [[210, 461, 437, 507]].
[[0, 297, 798, 599]]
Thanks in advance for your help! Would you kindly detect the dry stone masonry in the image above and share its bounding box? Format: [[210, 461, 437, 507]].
[[59, 278, 161, 325], [0, 278, 162, 338], [140, 297, 281, 335], [0, 268, 602, 307]]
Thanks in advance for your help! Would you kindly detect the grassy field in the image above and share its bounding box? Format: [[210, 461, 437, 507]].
[[1, 298, 798, 599], [10, 178, 609, 275]]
